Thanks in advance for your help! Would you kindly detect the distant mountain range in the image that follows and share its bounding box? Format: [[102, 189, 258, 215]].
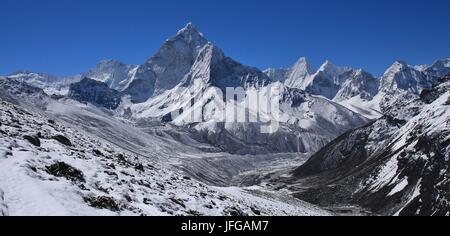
[[1, 23, 449, 216]]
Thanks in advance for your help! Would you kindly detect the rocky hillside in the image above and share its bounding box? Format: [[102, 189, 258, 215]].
[[277, 74, 449, 216], [68, 78, 122, 109], [0, 95, 330, 216]]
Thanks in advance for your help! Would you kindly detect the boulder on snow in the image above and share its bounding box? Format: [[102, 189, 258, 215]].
[[84, 196, 120, 212], [23, 135, 41, 147], [52, 135, 72, 146], [46, 162, 85, 183]]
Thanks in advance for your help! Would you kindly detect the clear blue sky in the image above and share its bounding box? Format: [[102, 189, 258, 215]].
[[1, 0, 449, 77]]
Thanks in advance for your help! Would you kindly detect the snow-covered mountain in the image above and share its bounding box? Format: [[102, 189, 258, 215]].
[[57, 24, 358, 156], [1, 23, 449, 216], [265, 59, 377, 101], [0, 76, 50, 109], [265, 57, 316, 88], [6, 71, 75, 96], [6, 23, 210, 103], [271, 73, 450, 216], [264, 58, 450, 120], [334, 69, 379, 102], [128, 81, 367, 155], [4, 24, 447, 158], [377, 61, 436, 113], [265, 59, 382, 119], [181, 43, 271, 91], [424, 58, 450, 78], [4, 24, 369, 157], [122, 23, 210, 103], [118, 36, 367, 155], [379, 61, 433, 95], [7, 70, 60, 84], [80, 60, 139, 92], [68, 78, 122, 109], [333, 70, 381, 119]]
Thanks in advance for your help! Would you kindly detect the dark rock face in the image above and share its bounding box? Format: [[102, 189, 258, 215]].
[[52, 135, 72, 146], [0, 77, 46, 97], [0, 76, 49, 108], [122, 76, 156, 103], [209, 54, 271, 92], [161, 113, 173, 123], [424, 59, 450, 78], [23, 135, 41, 147], [281, 87, 307, 108], [169, 198, 186, 208], [46, 162, 85, 183], [395, 135, 449, 216], [68, 78, 122, 109], [293, 122, 374, 177], [420, 74, 450, 104]]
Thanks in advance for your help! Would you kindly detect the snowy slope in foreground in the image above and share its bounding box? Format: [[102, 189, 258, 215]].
[[0, 98, 329, 216]]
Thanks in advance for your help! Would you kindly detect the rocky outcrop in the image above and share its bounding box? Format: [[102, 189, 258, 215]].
[[68, 78, 122, 109]]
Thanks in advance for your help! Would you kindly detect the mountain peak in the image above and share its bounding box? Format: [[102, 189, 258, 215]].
[[394, 60, 408, 66], [290, 57, 316, 76], [97, 59, 127, 67], [185, 22, 196, 30], [414, 64, 428, 71], [320, 60, 335, 68], [176, 22, 203, 38], [426, 58, 450, 77], [353, 68, 364, 76], [430, 58, 450, 68], [295, 57, 308, 64], [8, 70, 35, 76], [7, 70, 58, 80], [318, 60, 341, 75], [168, 22, 209, 53], [293, 57, 313, 68], [384, 60, 410, 75]]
